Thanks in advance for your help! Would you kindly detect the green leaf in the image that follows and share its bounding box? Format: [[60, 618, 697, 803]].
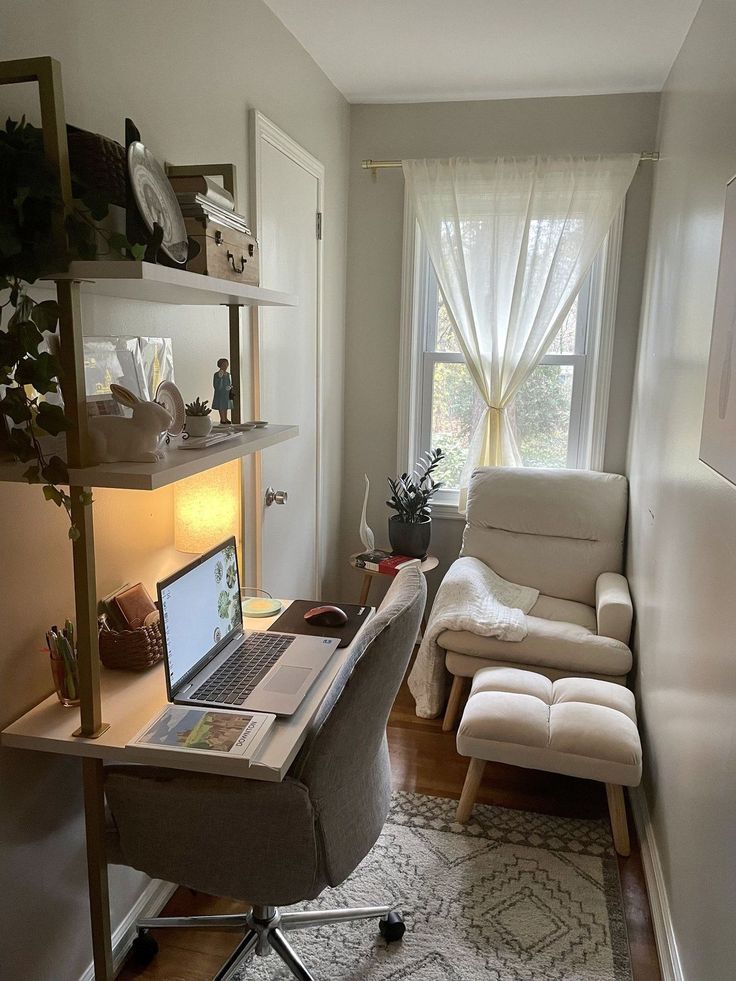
[[15, 350, 59, 394], [42, 455, 69, 485], [36, 401, 72, 435], [13, 356, 40, 388], [68, 525, 81, 541], [31, 299, 59, 333], [130, 242, 146, 261], [8, 293, 33, 325], [16, 320, 43, 354], [79, 490, 93, 506], [0, 390, 31, 424], [11, 432, 37, 462], [43, 484, 64, 506], [108, 233, 130, 256]]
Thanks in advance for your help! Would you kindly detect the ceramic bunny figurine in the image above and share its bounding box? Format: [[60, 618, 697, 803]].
[[88, 384, 172, 464]]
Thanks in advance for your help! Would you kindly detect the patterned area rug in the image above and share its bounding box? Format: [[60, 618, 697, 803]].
[[235, 791, 632, 980]]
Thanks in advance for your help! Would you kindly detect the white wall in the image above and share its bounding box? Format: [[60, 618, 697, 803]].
[[340, 94, 659, 605], [0, 2, 349, 978], [626, 2, 736, 979]]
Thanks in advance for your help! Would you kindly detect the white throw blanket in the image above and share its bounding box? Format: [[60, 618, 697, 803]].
[[408, 557, 539, 718]]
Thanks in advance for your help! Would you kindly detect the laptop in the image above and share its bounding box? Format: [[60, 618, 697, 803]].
[[157, 537, 340, 716]]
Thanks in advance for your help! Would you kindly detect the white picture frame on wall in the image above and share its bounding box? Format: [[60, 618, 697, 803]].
[[700, 175, 736, 485]]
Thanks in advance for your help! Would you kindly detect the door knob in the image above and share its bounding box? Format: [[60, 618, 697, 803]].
[[265, 486, 288, 507]]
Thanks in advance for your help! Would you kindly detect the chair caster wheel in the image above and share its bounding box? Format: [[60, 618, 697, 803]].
[[379, 910, 405, 943], [130, 929, 159, 965]]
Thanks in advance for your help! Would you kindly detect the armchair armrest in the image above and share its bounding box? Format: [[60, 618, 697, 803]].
[[596, 572, 633, 644]]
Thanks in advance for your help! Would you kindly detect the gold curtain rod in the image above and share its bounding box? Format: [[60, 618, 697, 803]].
[[362, 151, 659, 171]]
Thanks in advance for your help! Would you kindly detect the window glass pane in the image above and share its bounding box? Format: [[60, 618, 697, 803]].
[[509, 364, 574, 468], [545, 298, 579, 355], [433, 279, 584, 355], [435, 292, 461, 353], [430, 361, 485, 488]]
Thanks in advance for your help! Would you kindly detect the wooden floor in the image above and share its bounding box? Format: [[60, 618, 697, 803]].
[[119, 677, 661, 981]]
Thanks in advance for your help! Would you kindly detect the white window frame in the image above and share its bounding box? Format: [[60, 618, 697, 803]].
[[397, 196, 625, 518]]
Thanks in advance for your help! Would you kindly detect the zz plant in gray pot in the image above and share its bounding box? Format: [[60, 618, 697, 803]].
[[386, 447, 445, 559]]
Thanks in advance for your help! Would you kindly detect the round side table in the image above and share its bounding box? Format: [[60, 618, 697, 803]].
[[350, 553, 439, 633]]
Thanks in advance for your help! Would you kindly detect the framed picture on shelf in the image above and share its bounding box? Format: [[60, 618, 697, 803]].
[[138, 336, 175, 398], [83, 336, 147, 412], [701, 175, 736, 485]]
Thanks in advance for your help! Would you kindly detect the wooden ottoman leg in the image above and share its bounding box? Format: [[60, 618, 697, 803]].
[[442, 675, 468, 732], [606, 784, 631, 856], [456, 758, 486, 823]]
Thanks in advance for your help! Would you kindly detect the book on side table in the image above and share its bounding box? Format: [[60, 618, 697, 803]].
[[353, 550, 417, 575], [127, 704, 275, 761]]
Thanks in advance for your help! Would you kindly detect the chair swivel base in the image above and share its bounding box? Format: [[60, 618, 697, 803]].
[[132, 902, 405, 981]]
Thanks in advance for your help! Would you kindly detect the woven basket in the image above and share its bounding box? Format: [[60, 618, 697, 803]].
[[99, 620, 163, 671], [67, 124, 127, 209]]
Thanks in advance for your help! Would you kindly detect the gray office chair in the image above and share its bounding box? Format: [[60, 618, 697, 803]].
[[105, 565, 426, 981]]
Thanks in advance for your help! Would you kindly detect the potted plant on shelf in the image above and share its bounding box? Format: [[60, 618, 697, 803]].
[[386, 447, 445, 559], [184, 397, 212, 438]]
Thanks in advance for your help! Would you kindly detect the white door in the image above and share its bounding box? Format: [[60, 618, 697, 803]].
[[249, 112, 323, 599]]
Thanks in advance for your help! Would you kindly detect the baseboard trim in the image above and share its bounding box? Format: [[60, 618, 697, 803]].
[[79, 879, 177, 981], [629, 787, 684, 981]]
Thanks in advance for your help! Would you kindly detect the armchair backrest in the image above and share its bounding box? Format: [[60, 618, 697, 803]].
[[461, 467, 628, 605]]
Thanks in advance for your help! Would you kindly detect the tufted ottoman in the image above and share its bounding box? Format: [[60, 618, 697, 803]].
[[455, 667, 642, 855]]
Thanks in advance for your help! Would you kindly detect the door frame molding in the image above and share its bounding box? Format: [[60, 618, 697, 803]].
[[248, 109, 325, 593]]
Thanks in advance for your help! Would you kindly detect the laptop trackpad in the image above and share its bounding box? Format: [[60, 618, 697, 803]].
[[263, 665, 311, 694]]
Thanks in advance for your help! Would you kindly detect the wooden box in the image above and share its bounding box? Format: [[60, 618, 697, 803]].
[[184, 218, 260, 285]]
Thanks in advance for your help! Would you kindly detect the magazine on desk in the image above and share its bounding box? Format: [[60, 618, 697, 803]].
[[128, 704, 276, 761]]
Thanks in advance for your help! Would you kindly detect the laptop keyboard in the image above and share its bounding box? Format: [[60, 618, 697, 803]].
[[191, 632, 296, 705]]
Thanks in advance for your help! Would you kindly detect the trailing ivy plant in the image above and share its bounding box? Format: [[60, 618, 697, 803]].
[[0, 117, 144, 538]]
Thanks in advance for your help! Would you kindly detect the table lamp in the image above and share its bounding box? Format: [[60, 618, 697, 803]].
[[174, 460, 240, 554]]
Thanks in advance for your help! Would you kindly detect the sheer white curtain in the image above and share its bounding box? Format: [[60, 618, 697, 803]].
[[402, 154, 639, 496]]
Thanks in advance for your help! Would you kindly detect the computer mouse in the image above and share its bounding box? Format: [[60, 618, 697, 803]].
[[303, 605, 349, 627]]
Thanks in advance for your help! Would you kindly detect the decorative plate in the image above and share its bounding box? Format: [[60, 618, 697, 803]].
[[155, 380, 186, 436], [127, 141, 188, 264]]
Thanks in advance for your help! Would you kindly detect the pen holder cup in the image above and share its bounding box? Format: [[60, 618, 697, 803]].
[[50, 652, 80, 707], [98, 620, 164, 671]]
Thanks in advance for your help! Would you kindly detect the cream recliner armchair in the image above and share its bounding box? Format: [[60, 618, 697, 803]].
[[441, 467, 633, 731]]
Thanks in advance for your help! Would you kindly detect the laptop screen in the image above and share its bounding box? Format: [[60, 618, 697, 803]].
[[159, 539, 243, 692]]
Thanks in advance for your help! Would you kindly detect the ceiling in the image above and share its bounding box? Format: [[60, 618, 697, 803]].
[[262, 0, 701, 104]]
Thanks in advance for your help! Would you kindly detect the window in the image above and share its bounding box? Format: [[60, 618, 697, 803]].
[[399, 206, 624, 512]]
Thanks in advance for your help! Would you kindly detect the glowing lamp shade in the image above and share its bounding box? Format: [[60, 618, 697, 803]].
[[174, 461, 240, 554]]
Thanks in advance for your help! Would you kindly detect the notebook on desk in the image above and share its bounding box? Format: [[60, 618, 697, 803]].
[[268, 601, 372, 648]]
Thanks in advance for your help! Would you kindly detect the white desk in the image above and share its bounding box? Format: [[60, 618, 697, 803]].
[[1, 602, 373, 782]]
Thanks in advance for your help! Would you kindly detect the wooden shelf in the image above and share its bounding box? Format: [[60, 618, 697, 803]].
[[0, 425, 298, 490], [41, 261, 297, 307]]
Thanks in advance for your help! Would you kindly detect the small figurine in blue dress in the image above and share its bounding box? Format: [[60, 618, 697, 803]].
[[212, 358, 233, 424]]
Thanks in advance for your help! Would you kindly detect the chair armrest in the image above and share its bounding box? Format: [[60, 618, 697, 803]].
[[596, 573, 633, 644]]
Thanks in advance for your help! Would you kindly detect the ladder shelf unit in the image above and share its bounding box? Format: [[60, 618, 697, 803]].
[[0, 56, 298, 981]]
